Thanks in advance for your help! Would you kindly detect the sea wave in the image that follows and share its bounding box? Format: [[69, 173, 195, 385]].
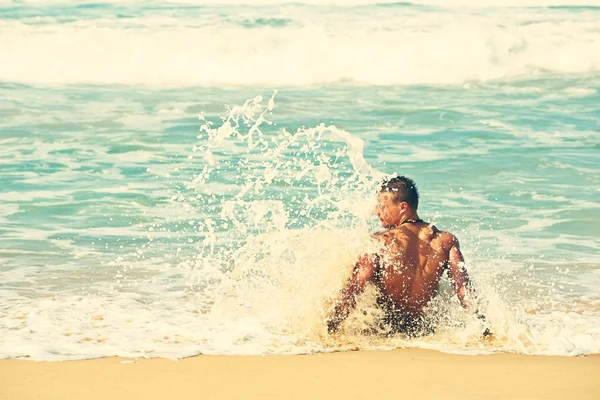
[[1, 10, 599, 86]]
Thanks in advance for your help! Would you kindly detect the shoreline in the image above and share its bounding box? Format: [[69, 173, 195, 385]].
[[1, 349, 599, 400]]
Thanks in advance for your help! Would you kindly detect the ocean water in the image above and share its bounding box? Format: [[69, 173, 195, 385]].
[[1, 0, 599, 361]]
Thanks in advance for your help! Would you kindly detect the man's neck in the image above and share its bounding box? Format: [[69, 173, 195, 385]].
[[401, 212, 420, 223], [389, 213, 421, 229]]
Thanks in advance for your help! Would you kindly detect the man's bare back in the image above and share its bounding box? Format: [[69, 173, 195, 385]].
[[327, 176, 475, 335]]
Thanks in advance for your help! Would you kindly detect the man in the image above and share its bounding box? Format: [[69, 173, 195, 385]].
[[327, 176, 481, 336]]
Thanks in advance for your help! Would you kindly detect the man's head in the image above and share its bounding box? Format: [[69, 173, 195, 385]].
[[375, 176, 419, 228]]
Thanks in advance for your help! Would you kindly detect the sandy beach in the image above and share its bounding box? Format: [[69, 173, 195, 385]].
[[1, 350, 599, 400]]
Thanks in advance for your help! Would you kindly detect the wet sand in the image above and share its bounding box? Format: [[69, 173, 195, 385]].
[[1, 350, 599, 400]]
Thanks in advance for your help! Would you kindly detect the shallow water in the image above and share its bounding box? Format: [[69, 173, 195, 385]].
[[1, 0, 599, 360]]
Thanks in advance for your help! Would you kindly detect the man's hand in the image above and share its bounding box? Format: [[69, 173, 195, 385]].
[[476, 313, 494, 338]]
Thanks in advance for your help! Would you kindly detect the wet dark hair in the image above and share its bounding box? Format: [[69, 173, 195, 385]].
[[380, 176, 419, 209]]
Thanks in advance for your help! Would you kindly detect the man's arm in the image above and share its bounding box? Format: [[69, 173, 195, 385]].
[[448, 235, 492, 337], [326, 254, 378, 334], [447, 235, 474, 311]]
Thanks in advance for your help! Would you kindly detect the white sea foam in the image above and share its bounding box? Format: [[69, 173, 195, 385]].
[[1, 6, 599, 86]]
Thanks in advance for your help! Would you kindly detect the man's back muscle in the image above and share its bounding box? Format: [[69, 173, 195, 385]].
[[375, 222, 455, 317]]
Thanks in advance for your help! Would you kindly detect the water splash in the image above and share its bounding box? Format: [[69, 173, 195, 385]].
[[184, 93, 600, 356], [184, 92, 385, 338]]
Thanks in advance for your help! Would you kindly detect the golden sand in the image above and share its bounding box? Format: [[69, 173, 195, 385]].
[[1, 350, 599, 400]]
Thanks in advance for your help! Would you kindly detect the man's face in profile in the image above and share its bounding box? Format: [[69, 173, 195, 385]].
[[375, 191, 404, 228]]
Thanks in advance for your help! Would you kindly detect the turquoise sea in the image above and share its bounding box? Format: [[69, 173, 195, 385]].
[[1, 0, 599, 360]]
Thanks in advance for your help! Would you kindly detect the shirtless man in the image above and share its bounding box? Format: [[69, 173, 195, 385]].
[[327, 176, 480, 336]]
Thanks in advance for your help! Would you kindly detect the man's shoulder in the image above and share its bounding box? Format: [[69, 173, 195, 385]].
[[425, 224, 458, 245], [437, 230, 459, 247]]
